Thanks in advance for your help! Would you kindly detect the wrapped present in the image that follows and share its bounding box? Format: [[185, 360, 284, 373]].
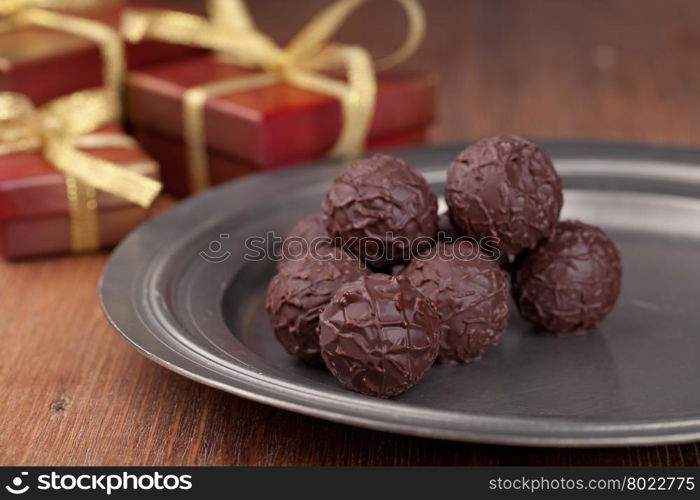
[[0, 0, 198, 106], [122, 0, 435, 195], [0, 90, 161, 260], [127, 57, 436, 195]]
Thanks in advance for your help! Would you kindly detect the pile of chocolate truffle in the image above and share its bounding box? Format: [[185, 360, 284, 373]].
[[266, 136, 622, 398]]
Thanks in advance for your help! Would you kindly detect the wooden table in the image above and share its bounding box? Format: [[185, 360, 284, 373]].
[[3, 0, 700, 465]]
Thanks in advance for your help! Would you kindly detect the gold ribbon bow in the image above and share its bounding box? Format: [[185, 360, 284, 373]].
[[0, 90, 162, 252], [0, 0, 125, 110], [122, 0, 425, 193]]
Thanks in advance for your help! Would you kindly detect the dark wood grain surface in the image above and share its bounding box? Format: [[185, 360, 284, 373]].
[[3, 0, 700, 465]]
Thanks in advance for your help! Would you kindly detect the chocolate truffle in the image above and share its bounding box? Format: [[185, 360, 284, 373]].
[[266, 243, 366, 363], [322, 154, 438, 268], [319, 274, 440, 398], [512, 220, 622, 335], [278, 212, 330, 269], [445, 136, 563, 255], [404, 240, 510, 365]]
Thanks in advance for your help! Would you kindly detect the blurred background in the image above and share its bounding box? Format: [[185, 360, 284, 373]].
[[140, 0, 700, 146]]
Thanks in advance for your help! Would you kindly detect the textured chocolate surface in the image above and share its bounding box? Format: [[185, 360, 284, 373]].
[[445, 136, 563, 255], [513, 220, 622, 335], [404, 241, 510, 365], [266, 243, 366, 363], [319, 274, 440, 398], [322, 154, 438, 268], [278, 212, 330, 269]]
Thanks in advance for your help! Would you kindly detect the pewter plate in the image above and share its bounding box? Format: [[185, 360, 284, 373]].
[[100, 143, 700, 447]]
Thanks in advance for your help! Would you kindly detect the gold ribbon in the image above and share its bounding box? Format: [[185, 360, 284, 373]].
[[0, 0, 125, 112], [0, 90, 162, 252], [122, 0, 425, 192]]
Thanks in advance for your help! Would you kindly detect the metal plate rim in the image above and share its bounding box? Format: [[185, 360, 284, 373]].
[[100, 141, 700, 447]]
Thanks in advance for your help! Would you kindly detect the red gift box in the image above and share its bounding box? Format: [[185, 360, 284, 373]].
[[126, 54, 436, 195], [0, 125, 159, 260], [0, 1, 199, 105]]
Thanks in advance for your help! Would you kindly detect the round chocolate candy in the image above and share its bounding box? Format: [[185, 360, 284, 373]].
[[445, 136, 563, 255], [277, 212, 330, 269], [404, 240, 510, 365], [322, 154, 438, 268], [512, 220, 622, 335], [265, 243, 366, 363], [319, 274, 440, 398]]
